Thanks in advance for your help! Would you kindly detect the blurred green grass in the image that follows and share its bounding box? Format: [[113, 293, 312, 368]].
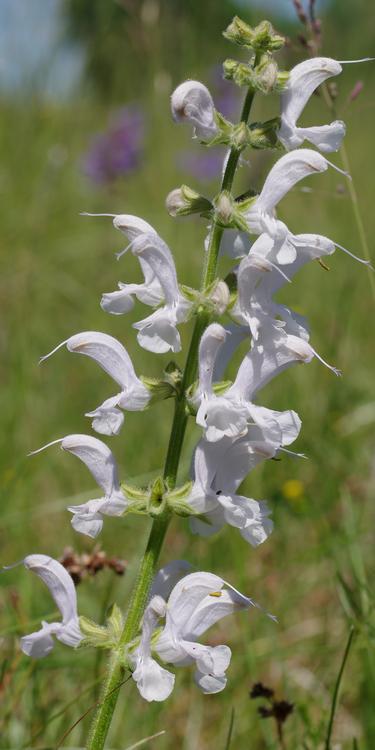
[[1, 1, 375, 748]]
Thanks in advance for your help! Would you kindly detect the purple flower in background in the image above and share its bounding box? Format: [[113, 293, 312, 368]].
[[210, 64, 240, 119], [82, 106, 145, 185], [176, 149, 226, 183]]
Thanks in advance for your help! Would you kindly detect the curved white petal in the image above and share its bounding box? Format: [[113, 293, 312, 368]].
[[67, 332, 140, 390], [166, 572, 225, 628], [132, 234, 181, 307], [150, 560, 192, 601], [194, 669, 227, 694], [291, 121, 346, 153], [184, 589, 251, 639], [101, 288, 136, 315], [217, 494, 273, 547], [60, 434, 121, 496], [71, 512, 104, 539], [196, 324, 227, 399], [112, 214, 157, 241], [86, 397, 125, 436], [182, 642, 231, 675], [281, 57, 342, 128], [197, 395, 249, 443], [134, 308, 181, 353], [255, 149, 329, 214], [131, 595, 175, 702], [23, 555, 78, 625], [132, 655, 175, 702], [171, 80, 218, 141], [21, 621, 57, 658]]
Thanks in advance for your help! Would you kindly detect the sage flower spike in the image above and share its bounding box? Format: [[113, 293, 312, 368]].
[[244, 149, 349, 263], [171, 80, 219, 141], [131, 235, 192, 353], [20, 555, 82, 657], [130, 569, 258, 701], [187, 437, 274, 546], [279, 58, 346, 152], [40, 331, 150, 435], [30, 434, 127, 537]]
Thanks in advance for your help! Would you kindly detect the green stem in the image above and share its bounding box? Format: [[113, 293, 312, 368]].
[[86, 84, 256, 750], [324, 626, 355, 750]]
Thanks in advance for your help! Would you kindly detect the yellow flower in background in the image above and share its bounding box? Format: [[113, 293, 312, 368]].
[[282, 479, 305, 504]]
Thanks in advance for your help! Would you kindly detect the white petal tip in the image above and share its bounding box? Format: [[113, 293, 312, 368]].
[[80, 212, 116, 218], [2, 559, 24, 571], [28, 438, 63, 457]]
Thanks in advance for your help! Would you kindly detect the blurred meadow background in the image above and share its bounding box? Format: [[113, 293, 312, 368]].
[[0, 0, 374, 748]]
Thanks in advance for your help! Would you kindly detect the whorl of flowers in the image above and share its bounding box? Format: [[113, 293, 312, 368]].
[[6, 14, 372, 745]]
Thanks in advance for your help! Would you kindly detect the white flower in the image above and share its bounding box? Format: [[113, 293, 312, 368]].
[[131, 234, 192, 353], [40, 331, 150, 435], [279, 58, 346, 152], [187, 436, 274, 546], [130, 567, 259, 701], [235, 232, 336, 340], [171, 81, 218, 141], [19, 555, 82, 657], [155, 572, 259, 693], [193, 324, 302, 444], [30, 434, 127, 537], [244, 149, 349, 263]]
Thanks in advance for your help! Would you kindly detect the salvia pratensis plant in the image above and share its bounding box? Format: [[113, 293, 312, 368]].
[[6, 14, 374, 749]]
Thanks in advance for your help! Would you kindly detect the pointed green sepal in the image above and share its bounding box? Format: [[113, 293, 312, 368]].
[[141, 375, 176, 404], [248, 117, 282, 150], [148, 476, 168, 518]]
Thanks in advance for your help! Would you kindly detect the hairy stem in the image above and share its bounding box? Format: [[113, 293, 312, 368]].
[[86, 85, 255, 750]]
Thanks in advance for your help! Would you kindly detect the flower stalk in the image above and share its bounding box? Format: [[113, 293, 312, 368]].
[[86, 81, 257, 750]]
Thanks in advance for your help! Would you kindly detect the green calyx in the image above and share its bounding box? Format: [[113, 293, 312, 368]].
[[79, 604, 124, 651], [141, 375, 177, 404], [223, 51, 288, 95], [214, 191, 250, 232], [166, 184, 212, 218], [223, 17, 285, 52], [248, 117, 282, 150]]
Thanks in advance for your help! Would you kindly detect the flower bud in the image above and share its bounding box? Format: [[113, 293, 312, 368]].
[[231, 121, 250, 150], [251, 20, 285, 52], [166, 185, 212, 217], [223, 16, 255, 47], [223, 17, 285, 52], [256, 54, 279, 94], [223, 59, 254, 88], [210, 280, 230, 315], [171, 81, 218, 141], [214, 191, 235, 226]]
